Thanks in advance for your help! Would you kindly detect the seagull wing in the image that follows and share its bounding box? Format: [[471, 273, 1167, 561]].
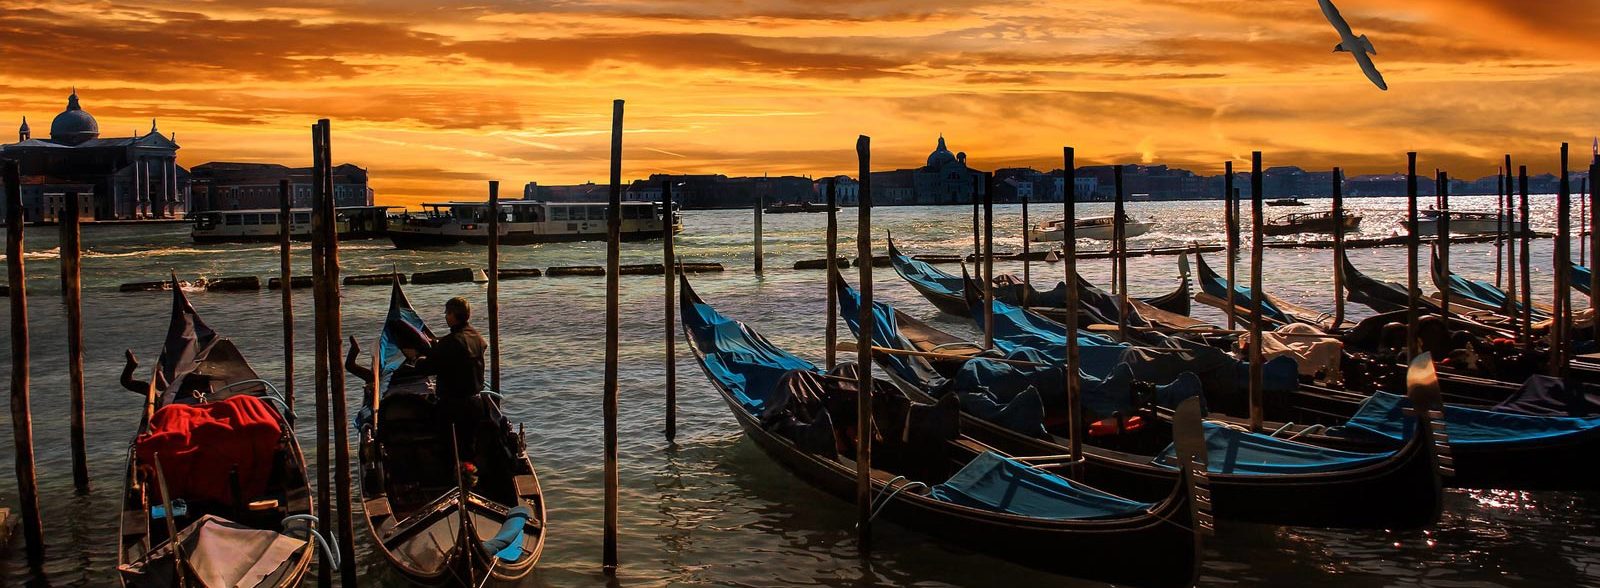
[[1354, 51, 1388, 91], [1319, 0, 1354, 36]]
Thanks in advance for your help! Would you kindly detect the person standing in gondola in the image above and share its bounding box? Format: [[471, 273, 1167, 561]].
[[405, 297, 488, 461]]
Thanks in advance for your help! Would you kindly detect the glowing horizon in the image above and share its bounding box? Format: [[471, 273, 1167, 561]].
[[3, 0, 1596, 207]]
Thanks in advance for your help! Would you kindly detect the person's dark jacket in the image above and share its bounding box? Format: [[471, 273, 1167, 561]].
[[415, 323, 487, 398]]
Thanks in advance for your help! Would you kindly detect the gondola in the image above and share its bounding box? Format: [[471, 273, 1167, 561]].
[[888, 235, 1194, 326], [1193, 253, 1354, 332], [1430, 247, 1550, 320], [1261, 210, 1361, 237], [681, 274, 1208, 588], [116, 282, 324, 588], [348, 280, 546, 586], [1200, 379, 1600, 490], [1572, 260, 1592, 296], [1341, 249, 1427, 314], [834, 272, 1444, 529]]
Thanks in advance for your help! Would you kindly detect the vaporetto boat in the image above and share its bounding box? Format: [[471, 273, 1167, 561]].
[[387, 200, 681, 248]]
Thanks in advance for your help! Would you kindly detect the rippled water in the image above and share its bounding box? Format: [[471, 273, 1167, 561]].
[[1, 196, 1596, 587]]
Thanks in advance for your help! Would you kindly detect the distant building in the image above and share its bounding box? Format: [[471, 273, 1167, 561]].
[[525, 181, 609, 203], [0, 90, 187, 220], [623, 174, 813, 208], [189, 162, 373, 211], [871, 136, 985, 205], [813, 176, 859, 206]]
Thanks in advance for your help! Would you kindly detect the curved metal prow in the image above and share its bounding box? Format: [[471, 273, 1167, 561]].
[[1172, 396, 1213, 540], [1404, 353, 1454, 480]]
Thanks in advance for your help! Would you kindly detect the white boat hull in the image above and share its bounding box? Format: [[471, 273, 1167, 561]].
[[1029, 221, 1152, 242]]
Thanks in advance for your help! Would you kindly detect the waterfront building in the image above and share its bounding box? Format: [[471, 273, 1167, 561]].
[[812, 176, 859, 205], [189, 162, 374, 211], [0, 90, 187, 221], [623, 174, 813, 208], [870, 135, 985, 205]]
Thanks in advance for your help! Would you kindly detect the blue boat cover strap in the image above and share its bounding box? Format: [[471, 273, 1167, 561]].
[[1342, 391, 1600, 446], [481, 505, 533, 562], [931, 451, 1154, 520], [1153, 422, 1393, 475]]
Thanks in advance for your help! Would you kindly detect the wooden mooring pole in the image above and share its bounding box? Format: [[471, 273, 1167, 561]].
[[1114, 166, 1129, 342], [1520, 166, 1533, 347], [972, 175, 981, 260], [317, 119, 357, 586], [1062, 147, 1083, 480], [1248, 151, 1265, 433], [5, 159, 45, 566], [1504, 155, 1517, 316], [1497, 166, 1506, 289], [62, 189, 89, 492], [1224, 162, 1236, 331], [1406, 152, 1420, 360], [854, 135, 875, 551], [825, 179, 839, 371], [753, 194, 764, 277], [983, 171, 995, 350], [1331, 168, 1345, 328], [279, 179, 295, 412], [1590, 158, 1599, 318], [1437, 171, 1452, 320], [308, 122, 333, 588], [1553, 143, 1571, 378], [603, 99, 624, 575], [1021, 195, 1030, 308], [663, 181, 678, 441], [489, 180, 501, 394]]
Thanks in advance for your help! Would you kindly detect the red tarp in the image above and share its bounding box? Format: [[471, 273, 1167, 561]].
[[136, 395, 284, 507]]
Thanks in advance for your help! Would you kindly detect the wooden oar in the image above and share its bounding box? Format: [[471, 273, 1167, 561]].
[[152, 454, 186, 586]]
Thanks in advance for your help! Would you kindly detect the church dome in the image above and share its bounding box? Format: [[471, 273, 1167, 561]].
[[926, 135, 958, 168], [50, 90, 99, 146]]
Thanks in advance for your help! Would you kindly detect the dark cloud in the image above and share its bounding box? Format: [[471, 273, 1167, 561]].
[[453, 33, 912, 79]]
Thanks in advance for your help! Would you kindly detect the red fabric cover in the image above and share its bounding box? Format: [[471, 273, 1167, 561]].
[[136, 395, 284, 507]]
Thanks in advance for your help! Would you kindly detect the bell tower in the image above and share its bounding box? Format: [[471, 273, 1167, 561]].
[[18, 116, 29, 142]]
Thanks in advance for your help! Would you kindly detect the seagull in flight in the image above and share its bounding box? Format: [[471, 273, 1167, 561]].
[[1319, 0, 1387, 90]]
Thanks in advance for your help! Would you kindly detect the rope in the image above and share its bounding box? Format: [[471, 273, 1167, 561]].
[[1286, 424, 1327, 440], [856, 476, 928, 528], [282, 514, 341, 570]]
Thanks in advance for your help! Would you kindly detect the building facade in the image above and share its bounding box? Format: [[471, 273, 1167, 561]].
[[189, 162, 374, 210], [1, 90, 187, 221], [871, 136, 985, 205]]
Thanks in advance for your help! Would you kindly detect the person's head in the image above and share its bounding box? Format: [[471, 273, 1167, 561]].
[[446, 297, 471, 328]]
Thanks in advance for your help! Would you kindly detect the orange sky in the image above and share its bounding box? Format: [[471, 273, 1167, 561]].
[[2, 0, 1597, 207]]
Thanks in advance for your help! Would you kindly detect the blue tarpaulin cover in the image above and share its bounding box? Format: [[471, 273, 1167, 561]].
[[684, 293, 818, 415], [481, 505, 533, 562], [1153, 422, 1394, 474], [931, 451, 1154, 520], [1342, 392, 1600, 446], [1492, 375, 1600, 417]]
